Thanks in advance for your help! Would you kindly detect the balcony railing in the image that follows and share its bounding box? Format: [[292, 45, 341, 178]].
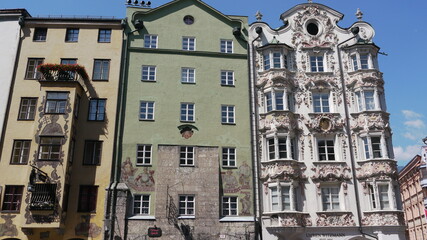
[[37, 63, 89, 82]]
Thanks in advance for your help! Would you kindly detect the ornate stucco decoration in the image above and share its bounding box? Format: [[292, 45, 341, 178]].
[[260, 160, 307, 182], [311, 163, 351, 194], [356, 160, 397, 180], [347, 69, 384, 88], [350, 112, 390, 132], [256, 69, 295, 88], [361, 211, 404, 226], [316, 212, 356, 227], [274, 213, 312, 227], [259, 112, 299, 133], [291, 6, 339, 48], [304, 113, 344, 133]]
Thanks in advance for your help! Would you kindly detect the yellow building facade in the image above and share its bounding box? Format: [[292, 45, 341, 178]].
[[0, 16, 122, 240]]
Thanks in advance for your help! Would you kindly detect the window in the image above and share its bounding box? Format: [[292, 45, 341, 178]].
[[181, 68, 195, 83], [2, 186, 23, 212], [310, 56, 324, 72], [83, 141, 102, 165], [355, 90, 379, 111], [221, 70, 234, 86], [60, 59, 77, 80], [180, 146, 194, 166], [144, 34, 158, 48], [88, 99, 106, 121], [65, 28, 79, 42], [183, 15, 194, 25], [222, 147, 236, 167], [313, 93, 330, 113], [182, 37, 195, 51], [18, 98, 37, 120], [29, 184, 56, 210], [11, 140, 31, 164], [317, 139, 335, 161], [269, 183, 298, 212], [265, 89, 293, 112], [352, 53, 370, 71], [33, 28, 47, 41], [136, 144, 152, 165], [263, 51, 289, 70], [221, 105, 235, 124], [180, 103, 195, 122], [25, 58, 44, 79], [179, 195, 195, 216], [141, 66, 156, 81], [220, 40, 233, 53], [38, 137, 62, 161], [92, 59, 110, 81], [362, 136, 383, 159], [139, 101, 155, 120], [368, 183, 390, 210], [98, 29, 112, 43], [222, 196, 237, 216], [78, 185, 98, 212], [321, 186, 340, 211], [133, 194, 150, 215], [263, 53, 270, 70], [45, 92, 68, 114], [266, 135, 296, 160]]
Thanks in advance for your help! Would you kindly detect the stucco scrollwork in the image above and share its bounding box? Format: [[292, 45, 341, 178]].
[[259, 112, 299, 133], [351, 112, 389, 132], [356, 160, 397, 180], [278, 213, 312, 227], [347, 70, 384, 88], [260, 161, 307, 182], [303, 113, 344, 133], [361, 212, 404, 226], [316, 213, 356, 227], [311, 163, 351, 183], [256, 69, 295, 88]]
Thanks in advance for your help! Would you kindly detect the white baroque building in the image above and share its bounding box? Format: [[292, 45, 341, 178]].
[[248, 3, 406, 240]]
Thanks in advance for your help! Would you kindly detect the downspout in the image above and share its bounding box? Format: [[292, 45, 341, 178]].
[[0, 16, 24, 160], [107, 18, 130, 240], [337, 28, 378, 240], [249, 28, 262, 240]]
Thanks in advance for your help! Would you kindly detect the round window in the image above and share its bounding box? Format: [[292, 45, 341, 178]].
[[183, 15, 194, 25], [307, 22, 319, 36]]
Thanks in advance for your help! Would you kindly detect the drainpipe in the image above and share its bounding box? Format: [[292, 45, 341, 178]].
[[337, 27, 378, 240], [248, 27, 262, 240]]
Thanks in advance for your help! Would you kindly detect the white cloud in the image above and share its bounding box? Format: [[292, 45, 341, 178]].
[[403, 132, 419, 141], [404, 119, 426, 129], [394, 145, 421, 163], [402, 110, 423, 119]]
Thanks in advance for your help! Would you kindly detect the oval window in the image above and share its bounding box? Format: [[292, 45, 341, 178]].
[[183, 15, 194, 25], [307, 22, 319, 36]]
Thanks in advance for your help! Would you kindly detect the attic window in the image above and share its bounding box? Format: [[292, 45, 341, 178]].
[[183, 15, 194, 25], [307, 22, 319, 36]]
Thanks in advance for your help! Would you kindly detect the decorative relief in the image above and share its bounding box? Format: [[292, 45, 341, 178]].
[[0, 215, 18, 237], [347, 70, 384, 88], [356, 160, 397, 180], [361, 212, 404, 226], [276, 213, 312, 227], [351, 112, 389, 132], [256, 69, 295, 88], [259, 112, 299, 133], [303, 114, 344, 133], [291, 6, 339, 48], [311, 163, 351, 183], [261, 161, 307, 182], [316, 213, 356, 227]]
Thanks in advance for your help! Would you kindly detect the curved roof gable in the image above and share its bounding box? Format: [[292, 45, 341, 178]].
[[280, 3, 343, 22]]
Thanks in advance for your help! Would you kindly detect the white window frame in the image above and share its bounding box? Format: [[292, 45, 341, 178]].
[[222, 147, 236, 167], [181, 68, 195, 83], [141, 65, 156, 81], [368, 182, 391, 210], [321, 185, 341, 211], [261, 50, 289, 71], [179, 195, 195, 216], [182, 37, 195, 51], [264, 88, 293, 112], [220, 39, 233, 53], [312, 92, 331, 113], [220, 70, 234, 86], [351, 50, 372, 71], [310, 55, 325, 72], [136, 144, 152, 165], [139, 101, 155, 120], [180, 146, 194, 166], [221, 105, 235, 124], [222, 196, 238, 216], [133, 194, 150, 215], [180, 103, 195, 122], [268, 182, 298, 212], [144, 34, 158, 48], [360, 134, 389, 160], [316, 137, 336, 161], [265, 134, 297, 161], [355, 89, 381, 112]]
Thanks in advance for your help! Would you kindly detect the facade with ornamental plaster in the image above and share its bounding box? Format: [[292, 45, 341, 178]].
[[248, 2, 405, 240]]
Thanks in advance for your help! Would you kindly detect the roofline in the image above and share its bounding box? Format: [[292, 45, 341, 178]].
[[24, 17, 123, 28], [280, 3, 344, 21], [398, 155, 422, 178], [0, 8, 31, 17]]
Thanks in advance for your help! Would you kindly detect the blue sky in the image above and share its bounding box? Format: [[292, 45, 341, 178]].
[[1, 0, 426, 166]]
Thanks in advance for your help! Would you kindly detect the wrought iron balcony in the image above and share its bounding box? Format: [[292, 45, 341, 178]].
[[37, 63, 89, 82]]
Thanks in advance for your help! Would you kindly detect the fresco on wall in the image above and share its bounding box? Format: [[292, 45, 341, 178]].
[[240, 192, 251, 216], [222, 170, 239, 193], [0, 215, 18, 237], [121, 157, 155, 191], [238, 161, 251, 189], [75, 215, 102, 238]]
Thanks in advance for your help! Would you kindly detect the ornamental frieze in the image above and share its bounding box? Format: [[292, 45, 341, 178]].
[[361, 212, 404, 226], [275, 213, 312, 227], [316, 213, 356, 227], [260, 161, 307, 182], [303, 113, 344, 133], [350, 112, 390, 132], [356, 160, 397, 180], [259, 112, 299, 133], [311, 163, 351, 183], [256, 69, 295, 88], [347, 70, 384, 88]]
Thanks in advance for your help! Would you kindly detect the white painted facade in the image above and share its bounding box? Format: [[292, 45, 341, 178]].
[[0, 9, 28, 141], [248, 3, 406, 240]]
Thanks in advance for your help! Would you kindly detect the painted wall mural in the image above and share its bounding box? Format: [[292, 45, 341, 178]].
[[121, 157, 155, 192], [0, 215, 18, 237]]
